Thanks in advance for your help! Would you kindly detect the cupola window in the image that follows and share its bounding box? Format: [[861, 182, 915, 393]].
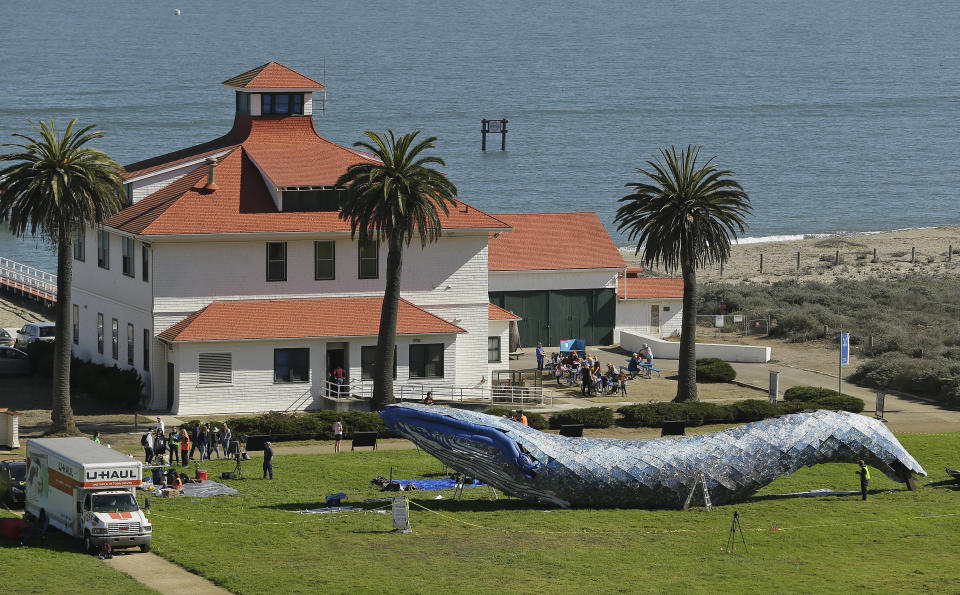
[[261, 93, 304, 115]]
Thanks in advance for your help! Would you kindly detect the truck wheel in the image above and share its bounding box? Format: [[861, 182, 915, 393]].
[[139, 542, 152, 553], [82, 531, 93, 555]]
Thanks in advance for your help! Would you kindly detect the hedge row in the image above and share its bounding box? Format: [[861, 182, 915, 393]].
[[205, 411, 395, 441], [548, 407, 614, 429], [617, 389, 864, 428], [482, 408, 547, 430], [26, 341, 143, 408]]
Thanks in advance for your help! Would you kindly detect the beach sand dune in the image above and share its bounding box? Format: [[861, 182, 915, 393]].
[[624, 226, 960, 284]]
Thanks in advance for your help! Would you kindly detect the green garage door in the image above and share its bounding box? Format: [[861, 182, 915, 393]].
[[490, 288, 615, 347]]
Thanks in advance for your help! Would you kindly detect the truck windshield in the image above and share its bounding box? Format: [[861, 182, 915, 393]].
[[91, 493, 139, 513]]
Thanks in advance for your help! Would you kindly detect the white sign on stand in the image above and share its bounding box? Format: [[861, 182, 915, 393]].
[[392, 496, 411, 533]]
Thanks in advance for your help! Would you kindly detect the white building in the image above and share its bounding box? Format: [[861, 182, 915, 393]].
[[70, 62, 516, 415], [614, 268, 684, 343]]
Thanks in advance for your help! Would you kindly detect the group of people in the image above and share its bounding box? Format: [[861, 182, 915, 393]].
[[547, 353, 629, 396], [626, 344, 655, 378], [140, 417, 233, 468]]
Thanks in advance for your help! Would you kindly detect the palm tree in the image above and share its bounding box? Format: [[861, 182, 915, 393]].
[[0, 119, 125, 434], [615, 145, 751, 403], [336, 130, 457, 411]]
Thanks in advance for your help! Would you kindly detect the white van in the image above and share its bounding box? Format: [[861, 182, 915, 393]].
[[25, 437, 152, 553]]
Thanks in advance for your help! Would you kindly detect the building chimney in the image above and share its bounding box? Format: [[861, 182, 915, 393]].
[[204, 157, 219, 191]]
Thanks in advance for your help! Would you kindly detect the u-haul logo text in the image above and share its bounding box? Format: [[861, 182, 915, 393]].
[[86, 469, 137, 480]]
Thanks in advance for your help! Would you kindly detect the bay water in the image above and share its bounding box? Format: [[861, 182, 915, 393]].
[[1, 0, 958, 272]]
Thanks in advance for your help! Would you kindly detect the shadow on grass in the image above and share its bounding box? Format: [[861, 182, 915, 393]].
[[259, 495, 555, 513], [746, 486, 912, 503]]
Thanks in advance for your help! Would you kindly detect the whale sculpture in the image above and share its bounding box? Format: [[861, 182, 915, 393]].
[[380, 404, 926, 508]]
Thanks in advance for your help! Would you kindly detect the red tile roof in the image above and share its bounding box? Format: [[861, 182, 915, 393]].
[[617, 276, 684, 299], [157, 297, 464, 342], [222, 62, 325, 90], [488, 212, 627, 271], [111, 117, 509, 235], [488, 303, 521, 321]]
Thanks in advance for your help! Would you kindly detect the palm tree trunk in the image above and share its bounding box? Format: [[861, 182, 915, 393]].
[[673, 250, 699, 403], [50, 226, 78, 434], [371, 237, 403, 411]]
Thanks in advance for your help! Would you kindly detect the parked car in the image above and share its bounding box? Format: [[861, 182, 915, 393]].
[[15, 322, 55, 349], [0, 345, 31, 375], [0, 328, 13, 347], [0, 459, 26, 507]]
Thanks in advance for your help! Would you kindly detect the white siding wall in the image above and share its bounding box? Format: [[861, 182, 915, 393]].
[[304, 94, 313, 116], [489, 269, 618, 292], [170, 334, 462, 414], [486, 320, 511, 381], [250, 94, 261, 116], [128, 151, 231, 203], [614, 298, 683, 343]]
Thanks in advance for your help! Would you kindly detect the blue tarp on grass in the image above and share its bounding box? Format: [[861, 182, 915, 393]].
[[396, 478, 485, 491]]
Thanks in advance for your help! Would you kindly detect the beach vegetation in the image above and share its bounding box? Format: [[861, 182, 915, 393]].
[[336, 130, 458, 411], [0, 118, 126, 434], [615, 145, 751, 403]]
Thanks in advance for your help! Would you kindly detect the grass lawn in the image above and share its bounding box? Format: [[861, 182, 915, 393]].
[[139, 431, 960, 594], [0, 509, 156, 594]]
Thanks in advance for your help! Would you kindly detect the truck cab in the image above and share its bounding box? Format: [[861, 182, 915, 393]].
[[77, 488, 152, 553]]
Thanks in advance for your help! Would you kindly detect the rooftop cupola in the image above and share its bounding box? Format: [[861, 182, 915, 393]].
[[222, 61, 325, 117]]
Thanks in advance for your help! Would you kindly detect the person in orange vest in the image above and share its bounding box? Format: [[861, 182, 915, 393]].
[[173, 473, 183, 492], [519, 411, 528, 426], [179, 427, 191, 468]]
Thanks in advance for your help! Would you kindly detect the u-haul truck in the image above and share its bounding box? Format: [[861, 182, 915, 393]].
[[25, 437, 152, 553]]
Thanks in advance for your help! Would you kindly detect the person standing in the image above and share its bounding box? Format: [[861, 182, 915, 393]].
[[856, 460, 870, 501], [263, 441, 274, 480], [536, 342, 545, 372], [92, 431, 101, 444], [332, 365, 346, 397], [169, 429, 180, 466], [179, 427, 191, 468], [189, 422, 202, 461], [199, 424, 210, 461], [221, 422, 232, 456], [519, 411, 528, 426], [142, 430, 154, 463], [156, 416, 165, 436], [209, 426, 221, 459], [333, 418, 344, 453]]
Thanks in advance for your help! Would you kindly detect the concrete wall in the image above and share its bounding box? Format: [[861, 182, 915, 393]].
[[489, 269, 618, 292], [620, 331, 771, 363], [614, 298, 683, 343]]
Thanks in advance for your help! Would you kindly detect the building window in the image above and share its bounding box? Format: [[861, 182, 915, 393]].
[[142, 246, 149, 282], [72, 305, 79, 345], [127, 324, 135, 365], [143, 328, 150, 372], [73, 226, 85, 262], [125, 183, 133, 205], [274, 348, 309, 383], [409, 344, 444, 379], [261, 93, 303, 116], [198, 352, 232, 385], [236, 91, 250, 115], [358, 240, 378, 279], [314, 241, 335, 280], [361, 346, 397, 380], [97, 314, 104, 354], [488, 337, 501, 363], [266, 242, 286, 282], [111, 318, 119, 360], [97, 229, 110, 269], [122, 236, 135, 277]]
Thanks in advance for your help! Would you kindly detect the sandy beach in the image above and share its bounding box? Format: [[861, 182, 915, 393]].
[[624, 225, 960, 284]]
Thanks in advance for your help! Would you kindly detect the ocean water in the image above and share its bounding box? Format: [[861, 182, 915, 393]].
[[1, 0, 958, 272]]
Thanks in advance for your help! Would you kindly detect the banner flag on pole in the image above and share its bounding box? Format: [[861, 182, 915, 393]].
[[840, 332, 850, 366]]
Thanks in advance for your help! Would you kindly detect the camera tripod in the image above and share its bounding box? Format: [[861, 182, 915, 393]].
[[233, 449, 244, 479], [724, 511, 748, 553]]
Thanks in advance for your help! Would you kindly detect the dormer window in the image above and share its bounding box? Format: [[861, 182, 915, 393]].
[[282, 188, 343, 212], [261, 93, 303, 116]]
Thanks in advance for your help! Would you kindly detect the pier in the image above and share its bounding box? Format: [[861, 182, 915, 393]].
[[0, 257, 56, 306]]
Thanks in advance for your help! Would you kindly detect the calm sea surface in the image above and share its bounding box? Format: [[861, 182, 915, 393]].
[[1, 0, 958, 272]]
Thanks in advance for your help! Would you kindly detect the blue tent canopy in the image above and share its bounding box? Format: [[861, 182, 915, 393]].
[[559, 339, 586, 355]]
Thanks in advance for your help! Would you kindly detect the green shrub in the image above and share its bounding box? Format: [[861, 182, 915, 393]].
[[481, 408, 546, 430], [783, 386, 843, 402], [808, 394, 865, 414], [730, 399, 780, 421], [695, 358, 736, 383], [548, 407, 613, 429], [226, 411, 394, 441], [24, 340, 54, 374], [617, 402, 734, 427], [25, 341, 143, 408]]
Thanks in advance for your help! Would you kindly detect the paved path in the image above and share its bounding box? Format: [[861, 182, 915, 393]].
[[103, 551, 231, 595]]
